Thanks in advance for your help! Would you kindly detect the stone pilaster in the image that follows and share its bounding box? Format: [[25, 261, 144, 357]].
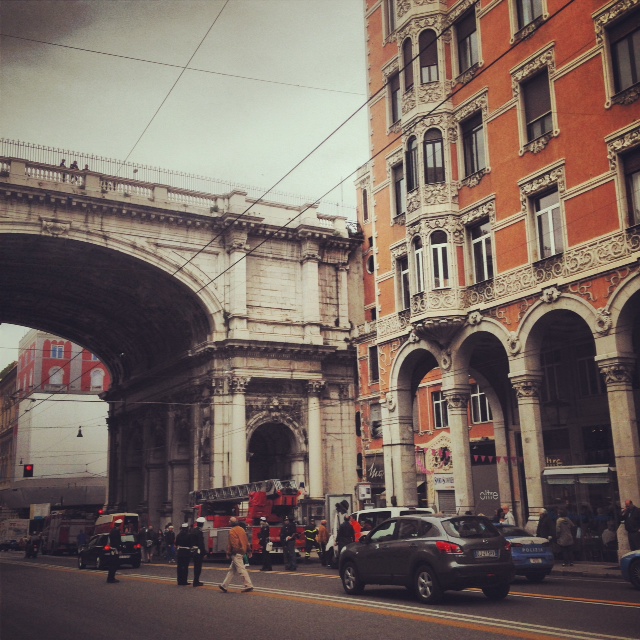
[[596, 356, 640, 508], [301, 239, 322, 344], [225, 228, 249, 338], [307, 380, 325, 499], [510, 373, 545, 526], [337, 264, 350, 328], [229, 376, 250, 485], [443, 388, 474, 515]]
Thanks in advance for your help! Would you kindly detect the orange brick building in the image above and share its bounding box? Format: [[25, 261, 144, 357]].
[[354, 0, 640, 538]]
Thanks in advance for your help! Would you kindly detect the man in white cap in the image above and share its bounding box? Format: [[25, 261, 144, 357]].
[[175, 522, 192, 585], [191, 517, 207, 587], [258, 517, 272, 571], [106, 519, 123, 583]]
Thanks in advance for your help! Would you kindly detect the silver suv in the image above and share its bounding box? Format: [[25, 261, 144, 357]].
[[339, 515, 514, 604]]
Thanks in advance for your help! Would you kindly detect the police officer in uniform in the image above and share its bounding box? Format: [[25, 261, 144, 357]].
[[106, 519, 123, 583], [175, 522, 192, 585], [191, 517, 206, 587]]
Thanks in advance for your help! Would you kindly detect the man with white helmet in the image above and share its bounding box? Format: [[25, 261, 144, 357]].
[[106, 519, 123, 583], [191, 517, 207, 587], [175, 522, 192, 585]]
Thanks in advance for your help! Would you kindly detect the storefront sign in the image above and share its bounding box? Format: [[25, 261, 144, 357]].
[[434, 474, 455, 489], [366, 456, 385, 483]]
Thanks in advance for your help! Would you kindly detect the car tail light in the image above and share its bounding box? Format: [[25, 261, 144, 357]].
[[504, 541, 512, 552], [134, 544, 142, 550], [436, 540, 464, 554], [104, 545, 112, 551]]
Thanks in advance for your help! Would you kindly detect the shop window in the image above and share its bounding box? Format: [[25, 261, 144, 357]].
[[419, 30, 438, 83], [522, 70, 552, 142], [403, 38, 414, 91], [430, 230, 449, 289], [609, 8, 640, 94], [461, 112, 486, 177], [470, 219, 493, 283]]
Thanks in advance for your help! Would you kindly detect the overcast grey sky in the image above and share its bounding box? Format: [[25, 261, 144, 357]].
[[0, 0, 370, 370]]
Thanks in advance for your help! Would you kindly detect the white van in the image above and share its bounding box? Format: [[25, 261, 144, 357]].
[[351, 506, 435, 532]]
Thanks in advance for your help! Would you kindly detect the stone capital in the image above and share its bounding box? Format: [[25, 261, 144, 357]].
[[306, 380, 326, 396], [443, 389, 469, 410], [228, 376, 251, 394], [596, 356, 636, 387], [509, 373, 543, 399]]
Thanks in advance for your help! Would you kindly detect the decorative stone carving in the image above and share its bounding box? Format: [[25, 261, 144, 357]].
[[540, 286, 561, 303], [455, 62, 482, 86], [511, 378, 541, 399], [607, 124, 640, 170], [422, 183, 450, 206], [229, 376, 250, 394], [390, 243, 408, 259], [402, 90, 417, 115], [407, 192, 421, 213], [611, 84, 640, 106], [513, 15, 545, 43], [307, 380, 326, 395], [522, 132, 555, 155], [598, 360, 635, 385], [418, 82, 444, 103], [440, 348, 452, 370], [444, 0, 477, 29], [594, 0, 640, 44], [507, 333, 521, 355], [385, 392, 396, 412], [520, 164, 565, 211], [40, 217, 71, 237], [413, 316, 466, 347], [511, 46, 556, 97], [595, 308, 612, 334], [408, 330, 420, 343], [443, 391, 469, 410], [467, 310, 483, 325], [461, 198, 496, 226], [458, 168, 489, 190], [453, 91, 488, 126]]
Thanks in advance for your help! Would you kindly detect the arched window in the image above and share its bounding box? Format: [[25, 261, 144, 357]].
[[91, 369, 105, 391], [406, 136, 419, 192], [424, 128, 445, 184], [49, 367, 63, 386], [403, 38, 414, 91], [430, 230, 449, 289], [419, 30, 438, 83], [413, 236, 425, 293]]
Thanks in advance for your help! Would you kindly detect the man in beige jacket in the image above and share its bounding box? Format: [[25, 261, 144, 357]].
[[219, 517, 254, 593]]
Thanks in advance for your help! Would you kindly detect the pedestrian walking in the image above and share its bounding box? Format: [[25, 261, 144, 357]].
[[165, 525, 176, 563], [175, 522, 192, 585], [304, 519, 319, 563], [622, 500, 640, 551], [106, 519, 123, 584], [192, 517, 206, 587], [258, 517, 272, 571], [316, 519, 329, 565], [336, 514, 355, 555], [219, 517, 254, 593], [556, 509, 576, 566], [281, 515, 299, 571], [501, 504, 516, 526], [536, 508, 555, 543]]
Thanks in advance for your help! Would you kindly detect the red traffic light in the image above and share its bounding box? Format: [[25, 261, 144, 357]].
[[23, 464, 34, 477]]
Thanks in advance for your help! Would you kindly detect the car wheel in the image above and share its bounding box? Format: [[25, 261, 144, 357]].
[[414, 565, 442, 604], [340, 562, 365, 595], [482, 583, 511, 601], [525, 572, 546, 583], [96, 556, 102, 570], [78, 555, 86, 569], [629, 559, 640, 590]]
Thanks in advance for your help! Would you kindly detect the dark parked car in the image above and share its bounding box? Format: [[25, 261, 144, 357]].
[[339, 515, 514, 604], [494, 524, 554, 582], [0, 539, 20, 552], [78, 533, 142, 570]]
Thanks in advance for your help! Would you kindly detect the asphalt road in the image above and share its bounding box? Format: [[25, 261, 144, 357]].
[[1, 553, 639, 640]]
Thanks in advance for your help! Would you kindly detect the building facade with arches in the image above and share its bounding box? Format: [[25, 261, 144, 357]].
[[355, 0, 640, 543]]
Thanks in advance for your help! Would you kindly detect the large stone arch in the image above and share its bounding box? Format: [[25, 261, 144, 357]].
[[605, 271, 640, 355]]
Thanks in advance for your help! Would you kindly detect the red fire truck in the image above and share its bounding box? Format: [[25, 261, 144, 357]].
[[189, 479, 306, 561], [41, 510, 95, 555]]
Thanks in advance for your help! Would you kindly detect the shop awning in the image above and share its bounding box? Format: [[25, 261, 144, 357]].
[[542, 465, 614, 485]]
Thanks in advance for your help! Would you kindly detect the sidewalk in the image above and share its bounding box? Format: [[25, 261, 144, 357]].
[[550, 560, 621, 580]]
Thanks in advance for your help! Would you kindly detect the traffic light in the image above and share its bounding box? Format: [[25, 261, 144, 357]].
[[23, 464, 34, 477]]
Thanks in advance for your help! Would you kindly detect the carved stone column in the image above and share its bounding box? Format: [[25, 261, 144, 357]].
[[229, 376, 250, 485], [443, 388, 474, 515], [596, 356, 640, 510], [492, 413, 513, 513], [307, 380, 325, 499], [510, 373, 545, 526], [381, 391, 417, 507], [301, 239, 322, 344], [107, 416, 120, 510], [212, 377, 230, 486]]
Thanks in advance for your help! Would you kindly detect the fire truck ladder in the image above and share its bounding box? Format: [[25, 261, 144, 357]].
[[189, 479, 298, 505]]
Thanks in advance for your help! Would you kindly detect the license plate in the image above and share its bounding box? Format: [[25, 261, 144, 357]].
[[474, 549, 498, 558], [120, 555, 130, 559], [529, 558, 542, 563]]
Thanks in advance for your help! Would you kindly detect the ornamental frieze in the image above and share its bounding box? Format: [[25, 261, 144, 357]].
[[455, 62, 482, 86], [458, 167, 489, 190], [611, 83, 640, 106], [444, 0, 476, 30], [422, 215, 464, 244], [402, 91, 417, 115], [40, 217, 71, 237], [607, 124, 640, 170], [511, 46, 556, 97], [418, 82, 445, 103], [521, 131, 555, 156], [246, 396, 303, 424], [407, 192, 421, 213], [452, 91, 488, 126], [594, 0, 640, 43], [422, 182, 451, 206], [390, 242, 408, 259], [386, 149, 404, 176], [568, 281, 596, 303], [397, 14, 444, 42], [383, 59, 400, 79]]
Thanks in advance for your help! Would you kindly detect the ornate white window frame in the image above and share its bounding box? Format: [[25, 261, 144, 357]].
[[387, 147, 406, 226], [383, 58, 402, 134], [452, 90, 490, 189], [447, 0, 484, 85], [518, 161, 567, 263], [508, 0, 549, 45], [511, 44, 559, 156], [606, 121, 640, 228], [594, 0, 640, 108], [460, 196, 497, 284]]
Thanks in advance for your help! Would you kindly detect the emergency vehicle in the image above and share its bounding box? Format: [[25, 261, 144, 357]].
[[189, 479, 306, 561], [41, 510, 95, 555], [93, 513, 139, 535]]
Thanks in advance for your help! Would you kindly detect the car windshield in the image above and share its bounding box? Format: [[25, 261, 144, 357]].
[[121, 535, 136, 543], [443, 517, 499, 538]]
